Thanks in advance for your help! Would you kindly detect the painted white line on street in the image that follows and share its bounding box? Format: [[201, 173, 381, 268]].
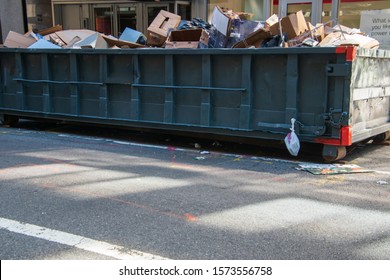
[[373, 170, 390, 175], [0, 217, 168, 260]]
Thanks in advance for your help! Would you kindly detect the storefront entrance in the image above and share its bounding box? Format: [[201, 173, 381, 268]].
[[52, 1, 192, 37], [279, 0, 322, 23]]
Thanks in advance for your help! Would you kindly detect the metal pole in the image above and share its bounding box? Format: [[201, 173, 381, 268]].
[[331, 0, 339, 26]]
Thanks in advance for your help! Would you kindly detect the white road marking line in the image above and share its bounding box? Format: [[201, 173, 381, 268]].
[[0, 217, 168, 260], [373, 170, 390, 175]]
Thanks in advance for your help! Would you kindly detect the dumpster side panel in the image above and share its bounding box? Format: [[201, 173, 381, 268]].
[[1, 48, 389, 148], [0, 53, 19, 109], [50, 54, 72, 115], [350, 49, 390, 142], [174, 55, 202, 125]]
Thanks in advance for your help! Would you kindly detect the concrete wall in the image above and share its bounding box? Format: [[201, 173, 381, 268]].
[[0, 0, 26, 43]]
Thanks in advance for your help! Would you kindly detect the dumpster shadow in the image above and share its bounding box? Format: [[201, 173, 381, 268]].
[[2, 119, 390, 260], [11, 118, 326, 163], [343, 140, 390, 162]]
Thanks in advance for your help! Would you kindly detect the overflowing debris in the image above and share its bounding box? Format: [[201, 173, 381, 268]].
[[1, 6, 380, 50]]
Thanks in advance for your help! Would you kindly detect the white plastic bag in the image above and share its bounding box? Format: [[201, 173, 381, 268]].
[[284, 118, 300, 156]]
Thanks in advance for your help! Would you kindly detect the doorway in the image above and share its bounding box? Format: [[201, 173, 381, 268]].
[[278, 0, 321, 23]]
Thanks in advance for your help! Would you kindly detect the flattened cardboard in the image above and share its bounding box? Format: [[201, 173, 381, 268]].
[[4, 31, 36, 48], [211, 6, 231, 36], [28, 39, 62, 49], [287, 30, 312, 47], [46, 33, 66, 47], [37, 25, 63, 36], [73, 33, 109, 49], [147, 10, 181, 46], [318, 32, 379, 49], [165, 29, 209, 49], [101, 34, 146, 49], [318, 32, 342, 47], [55, 29, 97, 45], [232, 28, 272, 48]]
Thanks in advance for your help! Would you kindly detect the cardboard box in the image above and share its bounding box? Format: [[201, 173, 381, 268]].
[[119, 27, 146, 44], [307, 22, 325, 42], [265, 14, 279, 29], [165, 29, 209, 49], [269, 10, 309, 40], [4, 31, 36, 48], [147, 10, 181, 46]]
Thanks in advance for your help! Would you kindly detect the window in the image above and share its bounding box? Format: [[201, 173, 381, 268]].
[[208, 0, 266, 21]]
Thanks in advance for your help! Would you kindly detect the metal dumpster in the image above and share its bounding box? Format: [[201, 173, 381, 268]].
[[0, 46, 389, 161]]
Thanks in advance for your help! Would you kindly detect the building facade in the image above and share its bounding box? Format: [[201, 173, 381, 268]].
[[1, 1, 390, 45]]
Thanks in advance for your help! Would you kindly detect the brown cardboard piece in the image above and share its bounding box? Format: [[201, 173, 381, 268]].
[[4, 31, 36, 48], [165, 29, 209, 49], [235, 12, 254, 20], [37, 25, 63, 36], [307, 22, 325, 42], [147, 10, 181, 47], [101, 34, 146, 49], [265, 14, 279, 29], [287, 30, 313, 47], [269, 10, 309, 40]]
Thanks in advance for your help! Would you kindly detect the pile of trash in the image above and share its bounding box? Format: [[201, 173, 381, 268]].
[[1, 6, 380, 50]]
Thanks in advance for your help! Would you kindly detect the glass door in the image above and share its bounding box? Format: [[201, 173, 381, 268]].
[[175, 1, 192, 20], [116, 4, 141, 36], [143, 3, 170, 32], [279, 0, 321, 23], [93, 5, 114, 35]]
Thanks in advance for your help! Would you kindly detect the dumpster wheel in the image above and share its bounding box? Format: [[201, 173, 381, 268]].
[[322, 145, 347, 162], [0, 114, 19, 126], [372, 131, 390, 144]]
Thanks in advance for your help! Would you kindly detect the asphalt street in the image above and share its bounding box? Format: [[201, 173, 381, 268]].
[[0, 120, 389, 260]]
